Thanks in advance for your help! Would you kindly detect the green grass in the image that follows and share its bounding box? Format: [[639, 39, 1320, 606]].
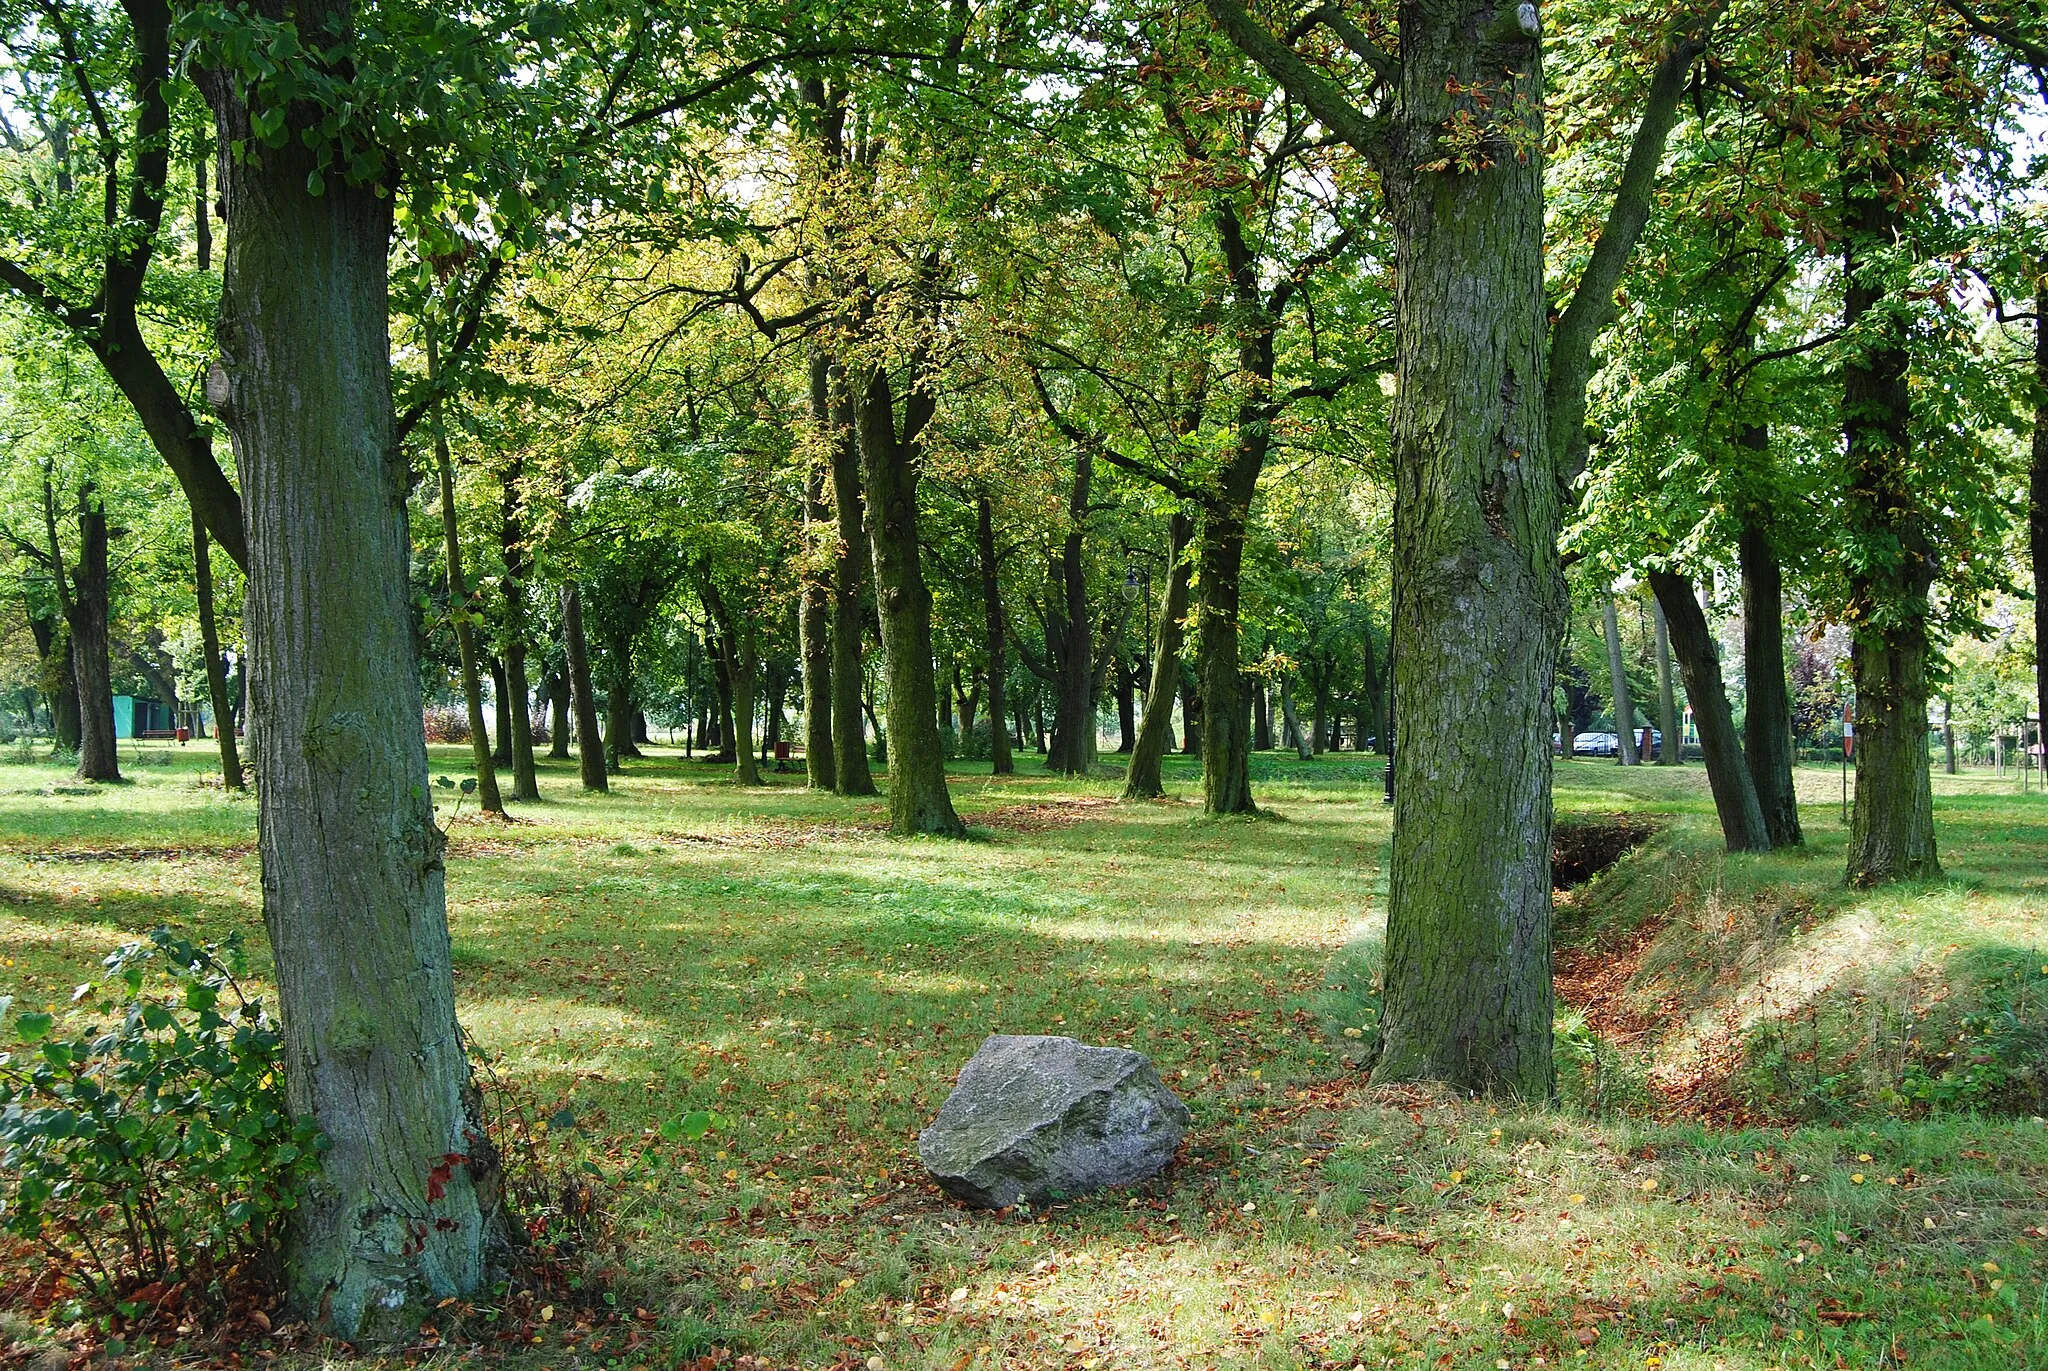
[[3, 742, 2046, 1369]]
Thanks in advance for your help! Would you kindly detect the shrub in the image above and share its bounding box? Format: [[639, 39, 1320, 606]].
[[0, 930, 324, 1326], [423, 705, 472, 743]]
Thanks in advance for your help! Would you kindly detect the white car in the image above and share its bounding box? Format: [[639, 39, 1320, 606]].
[[1573, 732, 1620, 757]]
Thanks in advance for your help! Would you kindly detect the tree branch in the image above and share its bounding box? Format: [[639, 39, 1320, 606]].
[[1201, 0, 1388, 156]]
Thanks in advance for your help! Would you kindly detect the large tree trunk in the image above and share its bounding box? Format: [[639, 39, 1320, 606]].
[[977, 495, 1013, 776], [1122, 513, 1192, 800], [427, 327, 503, 814], [498, 476, 539, 801], [1842, 160, 1938, 884], [1652, 598, 1680, 765], [1254, 675, 1273, 752], [1180, 670, 1201, 754], [1649, 572, 1771, 852], [69, 500, 120, 781], [1045, 445, 1096, 775], [192, 508, 243, 789], [29, 610, 82, 753], [1602, 592, 1640, 765], [202, 110, 502, 1335], [561, 583, 608, 791], [801, 353, 837, 791], [853, 366, 963, 836], [1370, 5, 1560, 1099], [729, 627, 761, 786], [1197, 503, 1255, 814], [1739, 513, 1801, 846], [489, 657, 513, 767], [827, 367, 878, 796]]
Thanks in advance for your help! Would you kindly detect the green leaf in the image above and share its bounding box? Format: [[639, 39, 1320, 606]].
[[306, 168, 325, 197], [678, 1109, 717, 1141], [459, 777, 478, 795], [15, 1012, 53, 1044]]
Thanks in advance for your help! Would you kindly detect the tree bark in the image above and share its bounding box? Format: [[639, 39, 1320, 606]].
[[426, 326, 502, 815], [192, 507, 242, 789], [1045, 445, 1095, 775], [1649, 571, 1771, 852], [1253, 675, 1273, 752], [489, 657, 512, 767], [801, 351, 837, 790], [561, 583, 607, 791], [1280, 674, 1310, 759], [977, 494, 1012, 776], [1197, 500, 1256, 814], [1602, 592, 1640, 765], [546, 670, 571, 760], [1652, 598, 1680, 765], [1122, 514, 1193, 800], [1842, 158, 1939, 884], [603, 632, 640, 770], [1179, 669, 1201, 754], [66, 498, 120, 781], [200, 95, 503, 1333], [1739, 514, 1801, 845], [827, 366, 878, 796], [852, 364, 963, 836], [1369, 5, 1559, 1099], [498, 476, 539, 800]]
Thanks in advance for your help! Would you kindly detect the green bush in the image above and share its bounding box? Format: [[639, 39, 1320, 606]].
[[0, 929, 324, 1324]]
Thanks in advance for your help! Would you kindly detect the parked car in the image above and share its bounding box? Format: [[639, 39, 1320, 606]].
[[1573, 732, 1619, 757]]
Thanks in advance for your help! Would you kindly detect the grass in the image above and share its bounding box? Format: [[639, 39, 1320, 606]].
[[2, 740, 2045, 1369]]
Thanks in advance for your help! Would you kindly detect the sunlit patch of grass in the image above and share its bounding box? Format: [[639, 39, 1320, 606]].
[[3, 743, 2046, 1367]]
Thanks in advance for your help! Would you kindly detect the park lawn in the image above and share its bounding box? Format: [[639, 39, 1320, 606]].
[[0, 741, 2044, 1370]]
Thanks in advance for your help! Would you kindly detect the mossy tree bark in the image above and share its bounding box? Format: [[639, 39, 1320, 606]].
[[192, 508, 242, 789], [561, 583, 608, 791], [801, 351, 837, 791], [853, 362, 964, 836], [1739, 513, 1801, 845], [1842, 162, 1938, 884], [200, 79, 504, 1332], [1207, 0, 1709, 1099], [1122, 513, 1192, 800], [2033, 285, 2046, 747], [976, 494, 1013, 776], [1649, 571, 1770, 852]]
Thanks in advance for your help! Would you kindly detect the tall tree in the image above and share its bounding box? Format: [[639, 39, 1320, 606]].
[[1207, 0, 1714, 1094]]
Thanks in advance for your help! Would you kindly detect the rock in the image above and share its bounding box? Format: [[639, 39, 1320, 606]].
[[918, 1034, 1190, 1208]]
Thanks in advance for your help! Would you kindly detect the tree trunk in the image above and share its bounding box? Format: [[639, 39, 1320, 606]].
[[1254, 676, 1272, 751], [1197, 503, 1255, 814], [977, 495, 1013, 776], [193, 507, 243, 789], [1359, 618, 1383, 754], [1652, 597, 1680, 765], [1180, 670, 1201, 754], [201, 113, 502, 1335], [729, 625, 761, 786], [70, 500, 120, 781], [1279, 675, 1309, 759], [29, 610, 82, 753], [546, 670, 571, 760], [498, 478, 539, 801], [801, 358, 836, 790], [828, 366, 878, 796], [603, 633, 640, 770], [561, 583, 607, 791], [1650, 571, 1771, 852], [1602, 593, 1640, 765], [853, 366, 963, 836], [489, 657, 512, 767], [1122, 513, 1193, 800], [1046, 446, 1095, 775], [1311, 671, 1331, 754], [1371, 5, 1559, 1099], [1842, 159, 1939, 884], [1739, 514, 1801, 845], [427, 326, 503, 814]]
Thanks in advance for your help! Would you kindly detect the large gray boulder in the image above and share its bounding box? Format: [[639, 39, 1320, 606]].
[[918, 1034, 1191, 1208]]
